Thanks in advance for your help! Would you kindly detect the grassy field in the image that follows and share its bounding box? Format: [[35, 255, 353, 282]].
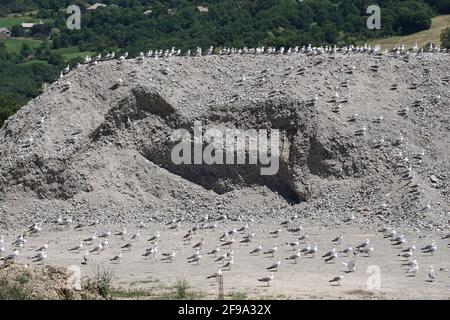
[[0, 16, 53, 29], [53, 46, 96, 62], [370, 14, 450, 49], [0, 38, 43, 54]]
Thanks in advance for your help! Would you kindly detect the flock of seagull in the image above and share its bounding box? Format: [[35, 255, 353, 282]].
[[58, 42, 449, 79], [1, 213, 448, 292]]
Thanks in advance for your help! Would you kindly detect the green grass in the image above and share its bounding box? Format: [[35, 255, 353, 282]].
[[53, 46, 96, 62], [0, 16, 53, 29], [370, 14, 450, 49], [0, 38, 43, 54]]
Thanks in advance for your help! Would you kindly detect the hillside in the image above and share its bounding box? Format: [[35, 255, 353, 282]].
[[370, 14, 450, 48], [0, 51, 448, 230]]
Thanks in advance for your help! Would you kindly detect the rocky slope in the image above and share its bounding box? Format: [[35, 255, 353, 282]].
[[0, 52, 449, 230]]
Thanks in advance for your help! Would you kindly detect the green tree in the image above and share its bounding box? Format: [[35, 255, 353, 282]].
[[441, 27, 450, 48]]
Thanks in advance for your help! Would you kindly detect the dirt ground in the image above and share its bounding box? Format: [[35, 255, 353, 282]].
[[1, 219, 449, 300]]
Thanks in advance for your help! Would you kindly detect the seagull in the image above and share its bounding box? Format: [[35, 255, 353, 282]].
[[81, 250, 89, 265], [98, 231, 111, 238], [90, 243, 103, 254], [297, 234, 309, 243], [421, 241, 437, 255], [266, 260, 281, 272], [322, 247, 336, 258], [342, 259, 356, 273], [441, 233, 450, 240], [130, 232, 140, 240], [428, 266, 436, 282], [285, 250, 301, 264], [237, 224, 249, 233], [257, 274, 274, 287], [402, 242, 416, 252], [222, 257, 234, 270], [270, 229, 281, 238], [306, 243, 318, 257], [84, 233, 97, 243], [356, 239, 370, 251], [207, 268, 222, 279], [207, 246, 221, 257], [121, 242, 134, 250], [407, 264, 419, 276], [192, 238, 205, 250], [36, 242, 48, 252], [32, 250, 47, 264], [331, 234, 343, 244], [249, 244, 263, 255], [115, 227, 127, 238], [221, 238, 234, 248], [339, 244, 353, 257], [148, 231, 160, 242], [402, 258, 418, 267], [188, 254, 202, 265], [69, 241, 83, 252], [329, 275, 344, 286], [161, 250, 176, 262], [143, 246, 158, 258], [1, 249, 19, 263], [325, 251, 338, 264], [286, 240, 300, 250], [263, 246, 278, 257], [358, 245, 374, 257], [110, 253, 123, 263], [88, 219, 99, 227]]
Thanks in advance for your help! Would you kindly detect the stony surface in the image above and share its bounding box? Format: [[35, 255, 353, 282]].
[[0, 52, 449, 230]]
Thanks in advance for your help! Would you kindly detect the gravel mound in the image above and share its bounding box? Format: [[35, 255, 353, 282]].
[[0, 52, 449, 230]]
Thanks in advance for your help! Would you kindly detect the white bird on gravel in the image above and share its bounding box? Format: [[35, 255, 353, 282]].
[[121, 242, 133, 250], [32, 250, 47, 264], [285, 250, 301, 264], [207, 246, 220, 257], [269, 229, 281, 238], [69, 241, 83, 251], [329, 275, 344, 286], [130, 232, 140, 240], [266, 260, 281, 271], [342, 259, 356, 273], [428, 266, 436, 282], [421, 241, 437, 255], [258, 274, 274, 287], [207, 268, 222, 279], [90, 243, 103, 254], [193, 238, 205, 250], [331, 234, 343, 244], [324, 251, 338, 263], [36, 242, 48, 252], [161, 250, 176, 262], [222, 257, 234, 270], [84, 233, 97, 243], [407, 264, 419, 276], [110, 253, 122, 263], [339, 244, 353, 256], [1, 249, 19, 262], [188, 254, 202, 265], [402, 258, 417, 268], [148, 231, 160, 242], [306, 243, 318, 257], [358, 245, 374, 257], [263, 246, 278, 257], [143, 246, 158, 258], [356, 239, 370, 251], [115, 227, 127, 238], [99, 231, 111, 238], [249, 244, 263, 255]]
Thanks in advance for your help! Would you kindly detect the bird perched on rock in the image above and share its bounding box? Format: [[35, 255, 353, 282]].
[[258, 274, 274, 287], [329, 275, 344, 286], [266, 260, 281, 272]]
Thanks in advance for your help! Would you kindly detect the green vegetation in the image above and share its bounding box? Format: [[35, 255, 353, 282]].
[[370, 14, 450, 49], [0, 16, 52, 29], [442, 27, 450, 47], [0, 274, 33, 300], [84, 268, 114, 299], [1, 38, 43, 54]]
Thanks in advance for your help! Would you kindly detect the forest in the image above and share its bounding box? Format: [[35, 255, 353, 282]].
[[1, 0, 450, 126]]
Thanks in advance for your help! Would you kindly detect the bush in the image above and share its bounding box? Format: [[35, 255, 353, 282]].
[[441, 27, 450, 48]]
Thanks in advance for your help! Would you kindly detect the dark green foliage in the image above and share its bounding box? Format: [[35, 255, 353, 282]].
[[442, 27, 450, 48]]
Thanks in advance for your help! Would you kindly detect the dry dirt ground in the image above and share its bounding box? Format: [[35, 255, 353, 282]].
[[1, 219, 449, 300]]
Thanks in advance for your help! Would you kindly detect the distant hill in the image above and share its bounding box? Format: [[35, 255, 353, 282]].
[[370, 14, 450, 49]]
